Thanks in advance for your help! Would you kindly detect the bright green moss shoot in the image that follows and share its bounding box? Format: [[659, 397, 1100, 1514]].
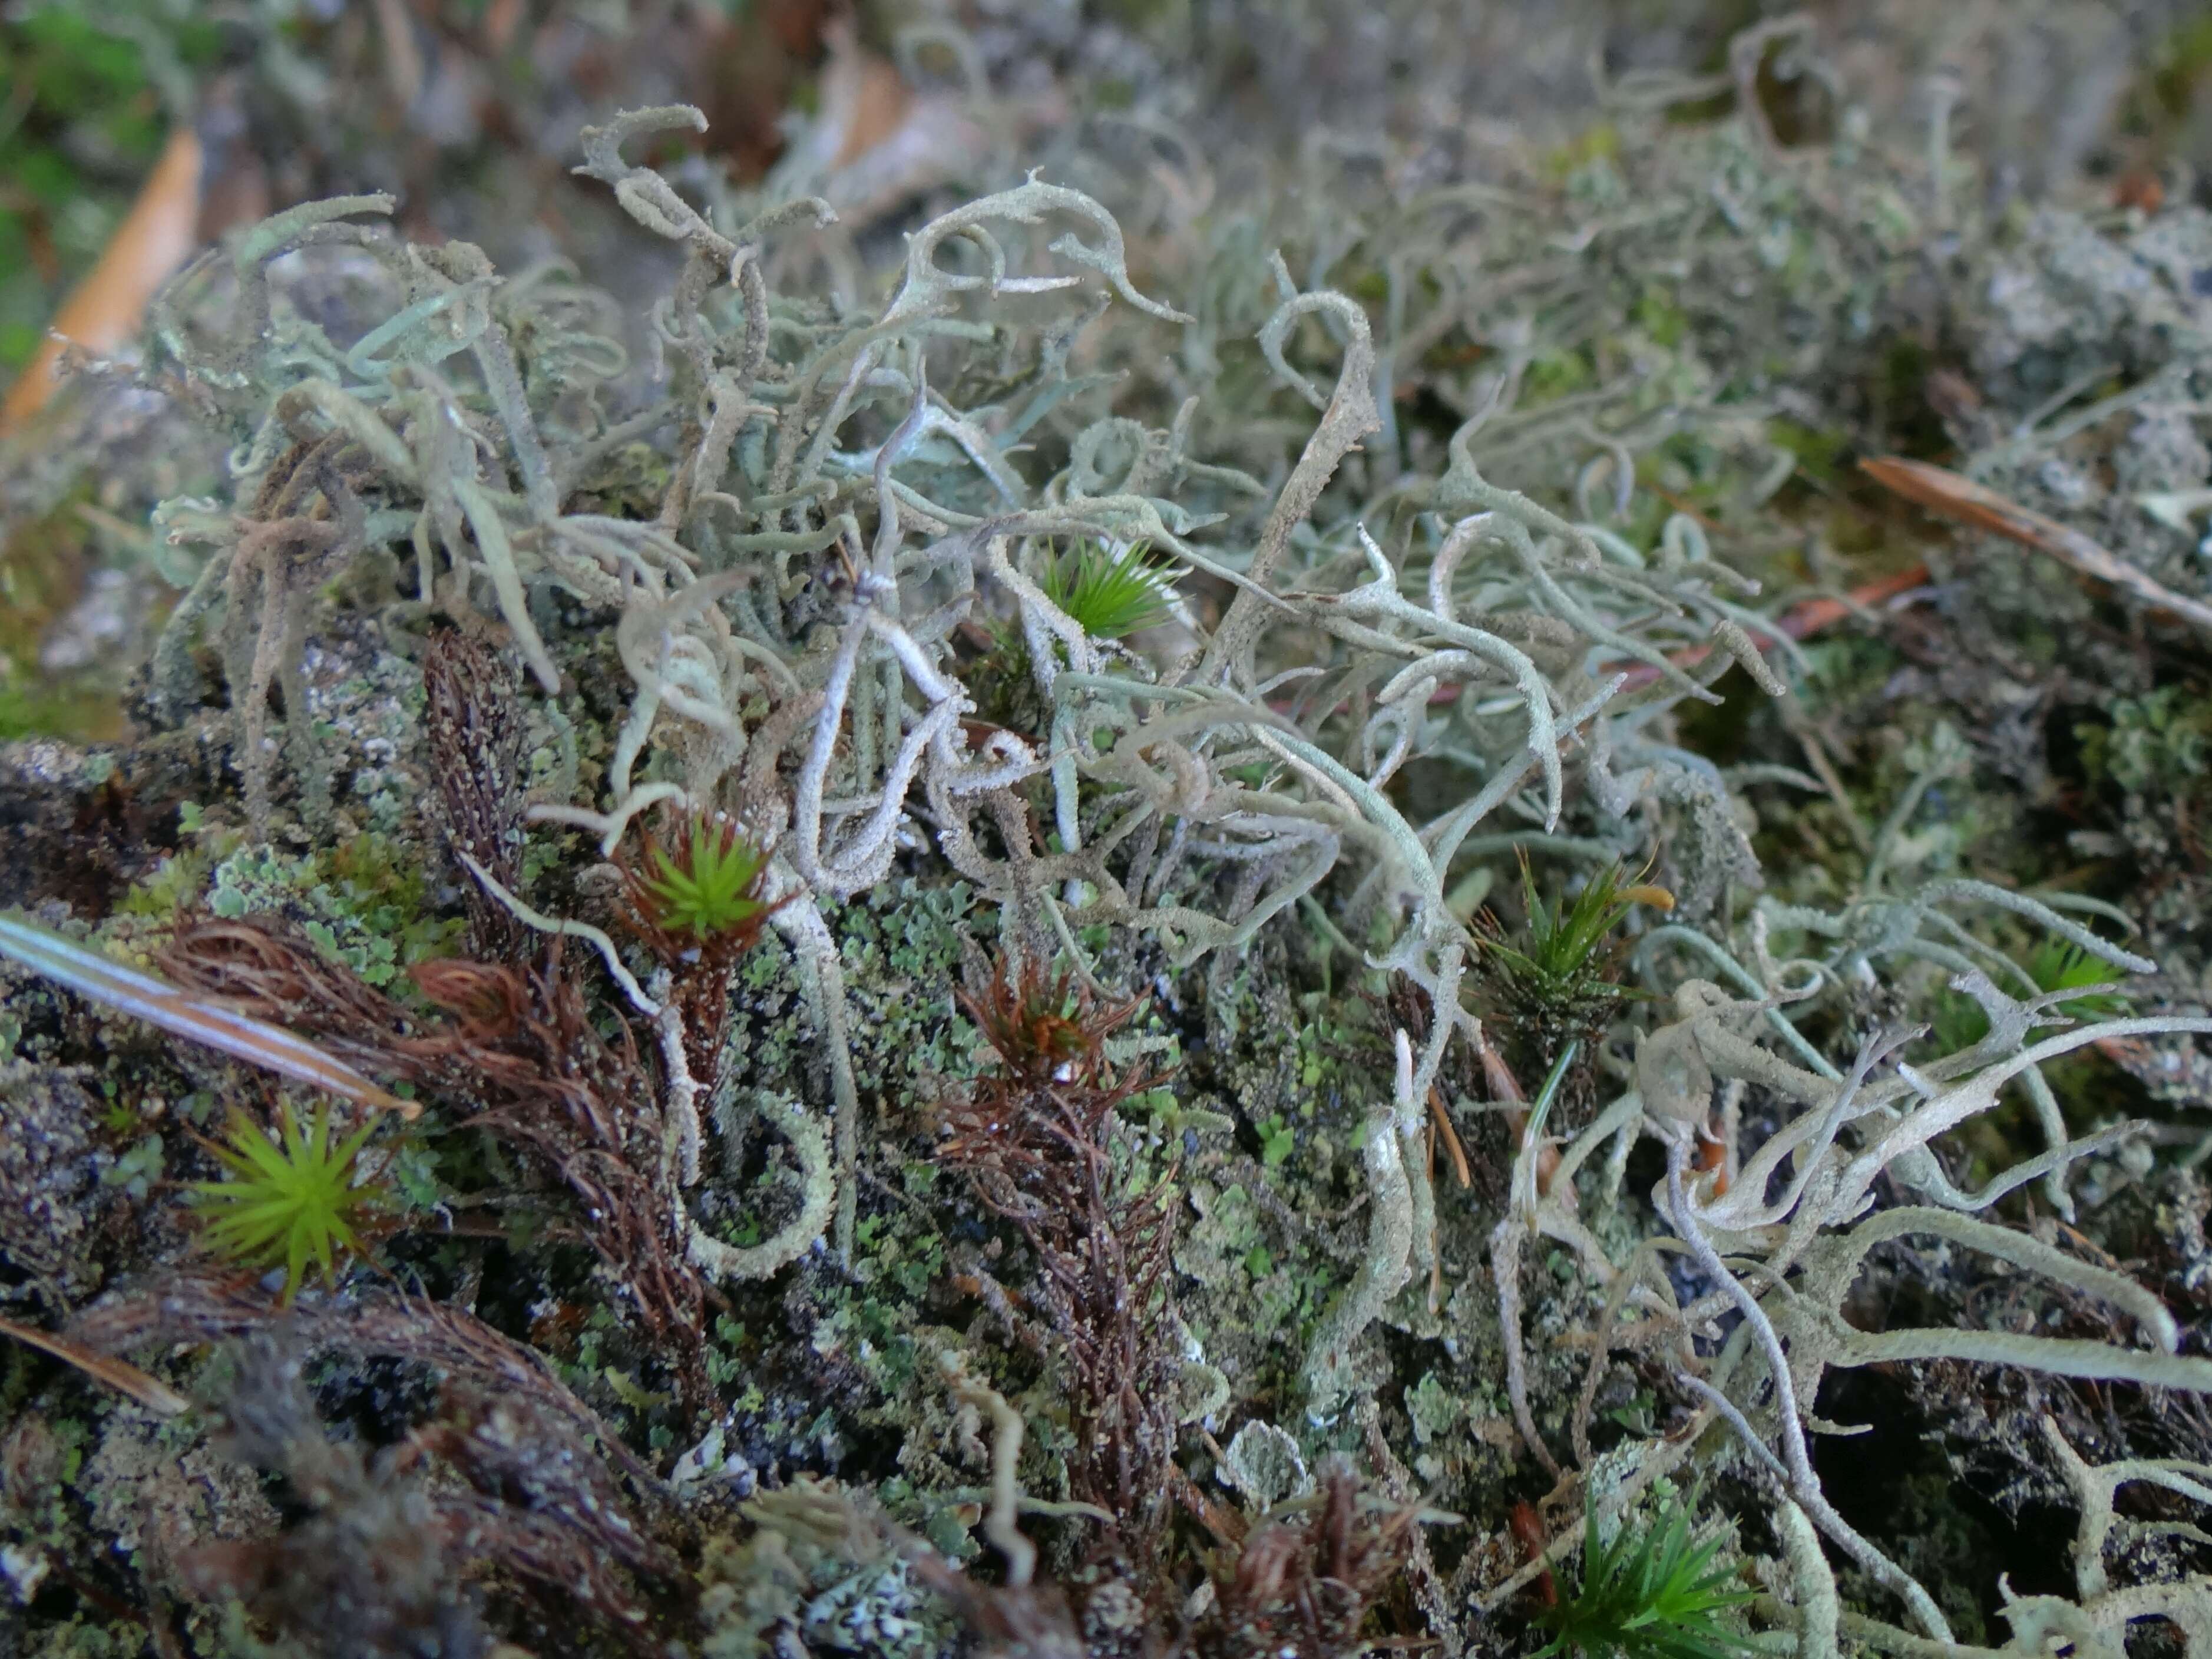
[[1535, 1489, 1755, 1659], [190, 1101, 381, 1303], [1040, 538, 1176, 640], [636, 814, 776, 941]]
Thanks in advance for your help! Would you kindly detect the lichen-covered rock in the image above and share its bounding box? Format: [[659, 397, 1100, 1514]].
[[0, 1065, 103, 1303]]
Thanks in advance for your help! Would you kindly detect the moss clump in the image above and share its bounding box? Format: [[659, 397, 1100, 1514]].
[[199, 838, 458, 985], [2081, 685, 2212, 827], [1534, 1486, 1754, 1659], [187, 1102, 385, 1303]]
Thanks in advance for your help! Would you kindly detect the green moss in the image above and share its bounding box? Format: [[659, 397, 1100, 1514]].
[[8, 23, 2212, 1657], [189, 1101, 383, 1303], [1632, 289, 1690, 349], [829, 878, 982, 1099], [1543, 121, 1622, 181], [1932, 935, 2133, 1053], [629, 814, 776, 941], [699, 1482, 960, 1659], [201, 836, 459, 985], [1040, 538, 1176, 640], [1525, 346, 1599, 401], [1404, 1371, 1464, 1445], [0, 683, 116, 742], [0, 6, 220, 378], [2150, 12, 2212, 125], [0, 491, 128, 742], [114, 848, 209, 920], [1763, 418, 1851, 488], [2081, 686, 2212, 802], [1535, 1485, 1754, 1659]]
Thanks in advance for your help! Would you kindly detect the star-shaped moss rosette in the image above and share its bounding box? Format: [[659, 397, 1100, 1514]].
[[616, 811, 785, 963], [1533, 1488, 1755, 1659], [189, 1101, 384, 1303], [1039, 538, 1177, 641]]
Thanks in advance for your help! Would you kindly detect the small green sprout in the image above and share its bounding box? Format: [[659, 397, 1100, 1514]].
[[2026, 939, 2132, 1021], [624, 812, 775, 944], [1534, 1488, 1755, 1659], [1040, 538, 1176, 640], [1933, 936, 2134, 1052], [1484, 858, 1672, 992], [189, 1101, 382, 1303], [1477, 860, 1669, 1119]]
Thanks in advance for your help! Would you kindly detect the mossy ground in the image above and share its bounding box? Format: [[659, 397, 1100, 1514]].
[[6, 6, 2212, 1659]]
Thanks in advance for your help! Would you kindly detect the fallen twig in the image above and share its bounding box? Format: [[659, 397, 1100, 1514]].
[[0, 914, 417, 1118], [0, 125, 202, 433], [0, 1314, 191, 1416], [1862, 455, 2212, 638]]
